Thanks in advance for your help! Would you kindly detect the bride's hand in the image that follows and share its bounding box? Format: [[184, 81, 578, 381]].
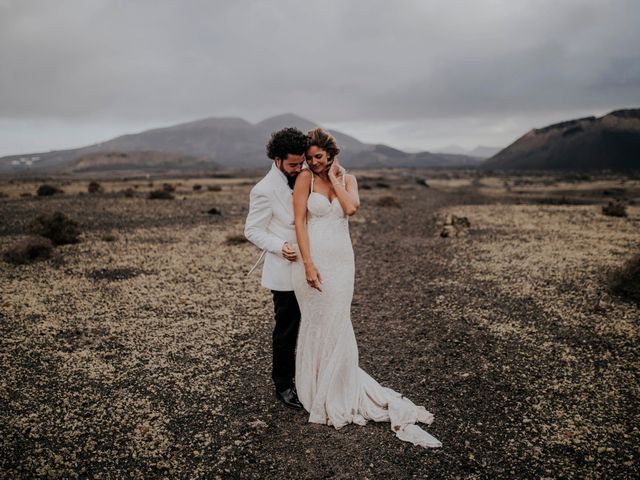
[[328, 157, 341, 181], [305, 264, 323, 291]]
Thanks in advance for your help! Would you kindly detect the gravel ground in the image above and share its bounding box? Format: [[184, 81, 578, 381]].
[[1, 173, 638, 479]]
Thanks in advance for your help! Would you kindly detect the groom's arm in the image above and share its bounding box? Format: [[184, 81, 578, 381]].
[[244, 186, 286, 254]]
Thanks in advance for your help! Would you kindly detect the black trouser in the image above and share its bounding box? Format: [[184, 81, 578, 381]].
[[270, 290, 301, 391]]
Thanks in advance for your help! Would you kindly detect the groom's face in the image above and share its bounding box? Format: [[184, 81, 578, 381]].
[[276, 154, 305, 178]]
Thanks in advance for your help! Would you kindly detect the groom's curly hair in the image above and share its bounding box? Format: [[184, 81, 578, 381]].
[[266, 127, 308, 160]]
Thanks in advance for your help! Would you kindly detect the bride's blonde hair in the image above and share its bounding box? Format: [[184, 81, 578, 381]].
[[307, 128, 346, 178]]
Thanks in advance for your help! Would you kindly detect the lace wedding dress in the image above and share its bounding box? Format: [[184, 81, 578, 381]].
[[291, 172, 442, 448]]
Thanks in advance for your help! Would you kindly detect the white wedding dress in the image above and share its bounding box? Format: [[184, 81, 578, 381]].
[[291, 172, 442, 448]]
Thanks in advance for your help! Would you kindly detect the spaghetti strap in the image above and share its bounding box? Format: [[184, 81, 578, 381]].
[[310, 172, 314, 193]]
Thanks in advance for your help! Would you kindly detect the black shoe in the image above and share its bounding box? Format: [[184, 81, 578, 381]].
[[275, 386, 303, 410]]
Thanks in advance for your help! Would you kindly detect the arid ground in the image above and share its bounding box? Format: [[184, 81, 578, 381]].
[[1, 170, 639, 479]]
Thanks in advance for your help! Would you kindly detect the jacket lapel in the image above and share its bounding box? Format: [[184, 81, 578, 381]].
[[267, 164, 294, 217]]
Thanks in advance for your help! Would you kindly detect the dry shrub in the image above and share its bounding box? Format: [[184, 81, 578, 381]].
[[375, 182, 390, 189], [88, 267, 143, 281], [602, 201, 627, 217], [30, 211, 81, 245], [88, 181, 103, 193], [3, 236, 53, 265], [207, 185, 222, 192], [101, 232, 118, 242], [148, 190, 174, 200], [207, 207, 221, 215], [376, 195, 401, 208], [0, 191, 8, 198], [225, 234, 248, 245], [162, 183, 175, 192], [37, 184, 63, 196], [608, 253, 640, 304], [20, 192, 32, 197], [193, 184, 202, 191], [122, 188, 136, 198]]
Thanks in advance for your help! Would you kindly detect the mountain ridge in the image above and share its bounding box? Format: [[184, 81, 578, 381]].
[[0, 114, 482, 173]]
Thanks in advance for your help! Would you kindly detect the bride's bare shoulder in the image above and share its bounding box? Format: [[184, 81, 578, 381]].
[[293, 169, 311, 191], [298, 169, 312, 179]]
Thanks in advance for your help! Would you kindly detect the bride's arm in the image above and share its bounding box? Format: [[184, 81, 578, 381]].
[[330, 168, 360, 216], [293, 169, 322, 290]]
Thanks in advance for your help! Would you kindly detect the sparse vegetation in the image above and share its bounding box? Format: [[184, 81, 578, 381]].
[[88, 267, 144, 281], [148, 189, 174, 200], [0, 172, 638, 479], [193, 184, 202, 191], [207, 185, 222, 192], [101, 232, 118, 242], [29, 211, 81, 245], [162, 183, 175, 193], [3, 236, 53, 265], [609, 253, 640, 304], [88, 181, 103, 194], [602, 200, 627, 217], [376, 195, 401, 208], [225, 234, 248, 245], [36, 184, 63, 196], [207, 207, 221, 215]]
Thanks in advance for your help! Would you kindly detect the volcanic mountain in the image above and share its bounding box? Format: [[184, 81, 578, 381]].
[[0, 114, 481, 174], [481, 108, 640, 172]]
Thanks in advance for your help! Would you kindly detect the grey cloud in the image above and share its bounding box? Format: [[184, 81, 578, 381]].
[[0, 0, 638, 154]]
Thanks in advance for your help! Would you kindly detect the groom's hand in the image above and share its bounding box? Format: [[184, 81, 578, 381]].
[[282, 242, 297, 261]]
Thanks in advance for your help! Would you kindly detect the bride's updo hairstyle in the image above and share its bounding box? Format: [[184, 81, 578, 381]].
[[307, 128, 341, 161]]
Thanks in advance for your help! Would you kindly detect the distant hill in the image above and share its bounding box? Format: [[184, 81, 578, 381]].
[[436, 145, 502, 158], [0, 113, 481, 174], [481, 108, 640, 172]]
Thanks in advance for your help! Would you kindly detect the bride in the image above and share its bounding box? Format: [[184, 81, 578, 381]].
[[290, 128, 442, 448]]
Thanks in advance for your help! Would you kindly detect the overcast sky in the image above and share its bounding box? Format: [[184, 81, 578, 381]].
[[1, 0, 639, 156]]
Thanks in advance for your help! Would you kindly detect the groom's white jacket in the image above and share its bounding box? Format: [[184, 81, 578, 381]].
[[244, 162, 300, 291]]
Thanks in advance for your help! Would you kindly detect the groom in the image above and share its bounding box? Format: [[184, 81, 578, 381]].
[[244, 127, 307, 409]]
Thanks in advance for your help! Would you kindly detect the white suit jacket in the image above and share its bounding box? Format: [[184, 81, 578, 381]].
[[244, 163, 300, 291]]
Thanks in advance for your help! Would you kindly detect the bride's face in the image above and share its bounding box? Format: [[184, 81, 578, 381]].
[[306, 146, 332, 174]]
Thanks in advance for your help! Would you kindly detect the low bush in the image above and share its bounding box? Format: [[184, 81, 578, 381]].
[[3, 236, 54, 265], [148, 190, 174, 200], [37, 184, 63, 196], [30, 211, 81, 245], [602, 201, 627, 217], [88, 181, 103, 194], [609, 253, 640, 304]]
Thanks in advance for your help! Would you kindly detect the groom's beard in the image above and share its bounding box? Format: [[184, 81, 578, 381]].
[[286, 175, 296, 190], [279, 165, 298, 190]]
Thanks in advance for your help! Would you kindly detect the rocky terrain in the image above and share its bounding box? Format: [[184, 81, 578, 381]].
[[1, 170, 639, 479]]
